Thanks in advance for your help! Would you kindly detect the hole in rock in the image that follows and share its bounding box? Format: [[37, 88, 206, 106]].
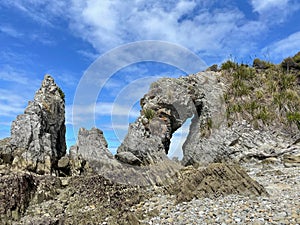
[[168, 118, 192, 161]]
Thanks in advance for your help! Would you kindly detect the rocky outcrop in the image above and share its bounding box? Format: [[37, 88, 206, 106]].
[[0, 75, 66, 174], [0, 138, 13, 165], [0, 171, 36, 223], [68, 127, 183, 186], [117, 70, 300, 166], [69, 127, 122, 174], [70, 127, 112, 161], [117, 71, 225, 165], [166, 163, 268, 203]]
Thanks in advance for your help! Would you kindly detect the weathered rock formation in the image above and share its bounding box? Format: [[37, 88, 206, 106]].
[[69, 127, 122, 175], [117, 70, 300, 166], [0, 171, 36, 223], [69, 128, 183, 186], [0, 75, 66, 174], [166, 163, 268, 203], [117, 71, 225, 165], [70, 127, 112, 161]]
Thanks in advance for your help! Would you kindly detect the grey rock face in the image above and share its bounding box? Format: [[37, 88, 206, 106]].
[[117, 71, 225, 165], [69, 127, 122, 174], [117, 71, 299, 166], [0, 138, 13, 164], [70, 127, 112, 161], [9, 74, 66, 174]]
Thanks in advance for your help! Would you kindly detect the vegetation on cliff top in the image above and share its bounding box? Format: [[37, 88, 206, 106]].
[[220, 52, 300, 130]]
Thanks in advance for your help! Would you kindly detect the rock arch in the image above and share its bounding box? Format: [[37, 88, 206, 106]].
[[116, 71, 226, 165]]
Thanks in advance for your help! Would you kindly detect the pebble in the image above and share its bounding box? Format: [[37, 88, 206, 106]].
[[132, 163, 300, 225]]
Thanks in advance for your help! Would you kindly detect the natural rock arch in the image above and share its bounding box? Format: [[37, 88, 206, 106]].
[[116, 71, 226, 165]]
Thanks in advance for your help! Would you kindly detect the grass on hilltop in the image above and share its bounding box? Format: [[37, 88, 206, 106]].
[[220, 52, 300, 130]]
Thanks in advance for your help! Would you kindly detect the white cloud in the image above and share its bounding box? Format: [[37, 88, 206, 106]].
[[66, 102, 140, 125], [263, 31, 300, 61], [168, 118, 192, 160], [0, 65, 41, 86], [249, 0, 300, 24], [0, 0, 68, 27], [0, 89, 27, 116], [0, 25, 23, 38], [66, 0, 252, 57], [250, 0, 289, 13], [4, 0, 291, 61], [77, 50, 99, 61]]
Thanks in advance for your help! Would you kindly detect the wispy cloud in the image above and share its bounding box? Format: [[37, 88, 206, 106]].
[[250, 0, 300, 24], [263, 31, 300, 61], [66, 102, 140, 125], [0, 89, 27, 116], [0, 65, 42, 89], [66, 0, 259, 59], [0, 65, 32, 84], [4, 0, 298, 63], [0, 1, 68, 27], [250, 0, 289, 13], [0, 24, 23, 38], [77, 50, 99, 61]]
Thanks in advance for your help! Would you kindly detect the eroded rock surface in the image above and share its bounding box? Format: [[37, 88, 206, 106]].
[[0, 171, 36, 223], [0, 75, 66, 174], [166, 163, 268, 203], [117, 70, 300, 166], [117, 71, 225, 165], [69, 127, 123, 175], [70, 127, 112, 161]]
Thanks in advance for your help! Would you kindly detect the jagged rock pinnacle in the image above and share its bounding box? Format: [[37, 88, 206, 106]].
[[9, 74, 66, 174]]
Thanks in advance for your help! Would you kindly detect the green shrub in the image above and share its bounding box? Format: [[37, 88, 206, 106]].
[[255, 107, 271, 123], [233, 66, 255, 80], [221, 60, 238, 70], [207, 64, 218, 72], [286, 112, 300, 129], [279, 73, 296, 90], [231, 79, 250, 96], [58, 87, 65, 100], [292, 52, 300, 63], [253, 58, 274, 69], [143, 108, 155, 120]]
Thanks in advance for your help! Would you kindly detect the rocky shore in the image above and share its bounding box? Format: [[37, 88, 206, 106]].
[[1, 53, 300, 224], [134, 162, 300, 225]]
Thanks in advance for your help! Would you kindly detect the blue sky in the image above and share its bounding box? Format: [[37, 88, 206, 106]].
[[1, 0, 300, 157]]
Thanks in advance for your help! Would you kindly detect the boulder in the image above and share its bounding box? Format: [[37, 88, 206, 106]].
[[3, 74, 66, 174], [0, 137, 13, 164], [115, 152, 142, 165]]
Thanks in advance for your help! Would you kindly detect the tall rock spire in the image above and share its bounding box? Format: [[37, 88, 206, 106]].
[[10, 74, 66, 174]]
